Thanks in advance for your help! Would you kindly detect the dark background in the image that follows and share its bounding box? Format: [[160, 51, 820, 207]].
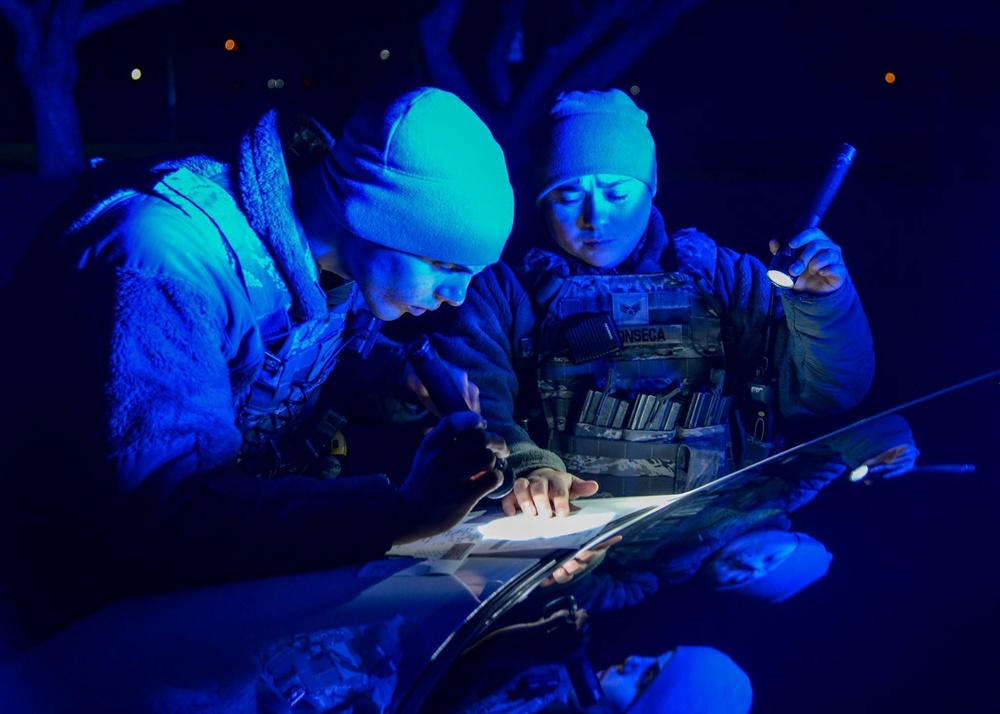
[[2, 0, 998, 711]]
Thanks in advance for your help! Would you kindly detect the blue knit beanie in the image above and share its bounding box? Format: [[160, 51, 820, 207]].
[[322, 87, 514, 266], [533, 88, 657, 204]]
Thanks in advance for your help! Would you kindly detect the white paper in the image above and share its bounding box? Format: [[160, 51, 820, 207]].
[[385, 495, 685, 566]]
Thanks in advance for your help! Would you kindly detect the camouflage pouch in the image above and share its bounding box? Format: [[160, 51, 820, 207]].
[[551, 431, 682, 496], [675, 424, 730, 491]]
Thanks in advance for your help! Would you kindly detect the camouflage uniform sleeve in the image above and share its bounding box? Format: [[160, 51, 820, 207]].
[[776, 273, 875, 416], [714, 245, 875, 418], [430, 262, 567, 477], [107, 268, 401, 584]]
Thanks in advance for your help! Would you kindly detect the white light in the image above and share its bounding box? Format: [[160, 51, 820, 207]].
[[477, 511, 614, 541], [275, 78, 284, 89], [629, 85, 640, 95], [131, 68, 142, 81], [849, 464, 870, 482], [766, 268, 795, 288], [267, 78, 276, 89], [379, 49, 390, 60]]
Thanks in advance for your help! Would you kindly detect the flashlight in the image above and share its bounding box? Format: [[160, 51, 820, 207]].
[[849, 462, 975, 483], [767, 143, 856, 288], [405, 335, 515, 498], [406, 335, 472, 415]]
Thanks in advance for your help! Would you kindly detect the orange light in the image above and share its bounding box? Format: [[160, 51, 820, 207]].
[[224, 38, 238, 52], [884, 71, 896, 84]]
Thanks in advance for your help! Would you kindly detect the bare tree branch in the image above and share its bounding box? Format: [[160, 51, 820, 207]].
[[506, 0, 627, 123], [561, 0, 704, 91], [485, 0, 524, 107], [0, 0, 39, 67], [45, 0, 84, 56], [2, 0, 82, 78], [79, 0, 181, 40], [418, 0, 489, 118], [0, 0, 184, 177], [0, 0, 36, 36]]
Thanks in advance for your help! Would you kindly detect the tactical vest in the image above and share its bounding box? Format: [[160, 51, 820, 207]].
[[527, 254, 733, 496], [150, 167, 353, 478]]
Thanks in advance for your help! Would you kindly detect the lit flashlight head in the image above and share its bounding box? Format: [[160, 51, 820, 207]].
[[766, 248, 796, 288]]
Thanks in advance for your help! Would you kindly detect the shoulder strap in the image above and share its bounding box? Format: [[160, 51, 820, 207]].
[[670, 228, 719, 284], [153, 166, 294, 354], [517, 247, 571, 312]]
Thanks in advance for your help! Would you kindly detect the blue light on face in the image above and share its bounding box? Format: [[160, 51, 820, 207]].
[[542, 175, 652, 269]]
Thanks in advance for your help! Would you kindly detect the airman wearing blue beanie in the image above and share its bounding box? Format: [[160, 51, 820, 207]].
[[0, 80, 519, 655], [422, 82, 874, 526]]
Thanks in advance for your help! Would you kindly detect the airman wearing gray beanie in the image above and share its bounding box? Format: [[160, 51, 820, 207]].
[[533, 88, 658, 204], [321, 87, 514, 267]]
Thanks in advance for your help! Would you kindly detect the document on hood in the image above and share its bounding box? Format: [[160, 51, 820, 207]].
[[387, 494, 683, 564]]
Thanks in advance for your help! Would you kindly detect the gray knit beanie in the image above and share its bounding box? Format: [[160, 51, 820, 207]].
[[322, 87, 514, 266], [533, 88, 657, 204]]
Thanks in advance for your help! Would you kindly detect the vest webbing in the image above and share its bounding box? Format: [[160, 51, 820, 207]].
[[531, 269, 731, 495]]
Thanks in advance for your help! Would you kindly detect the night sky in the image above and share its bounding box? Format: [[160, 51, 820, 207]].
[[2, 1, 999, 712], [2, 0, 997, 181]]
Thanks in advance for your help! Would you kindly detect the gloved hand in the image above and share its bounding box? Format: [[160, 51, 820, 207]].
[[394, 411, 508, 543]]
